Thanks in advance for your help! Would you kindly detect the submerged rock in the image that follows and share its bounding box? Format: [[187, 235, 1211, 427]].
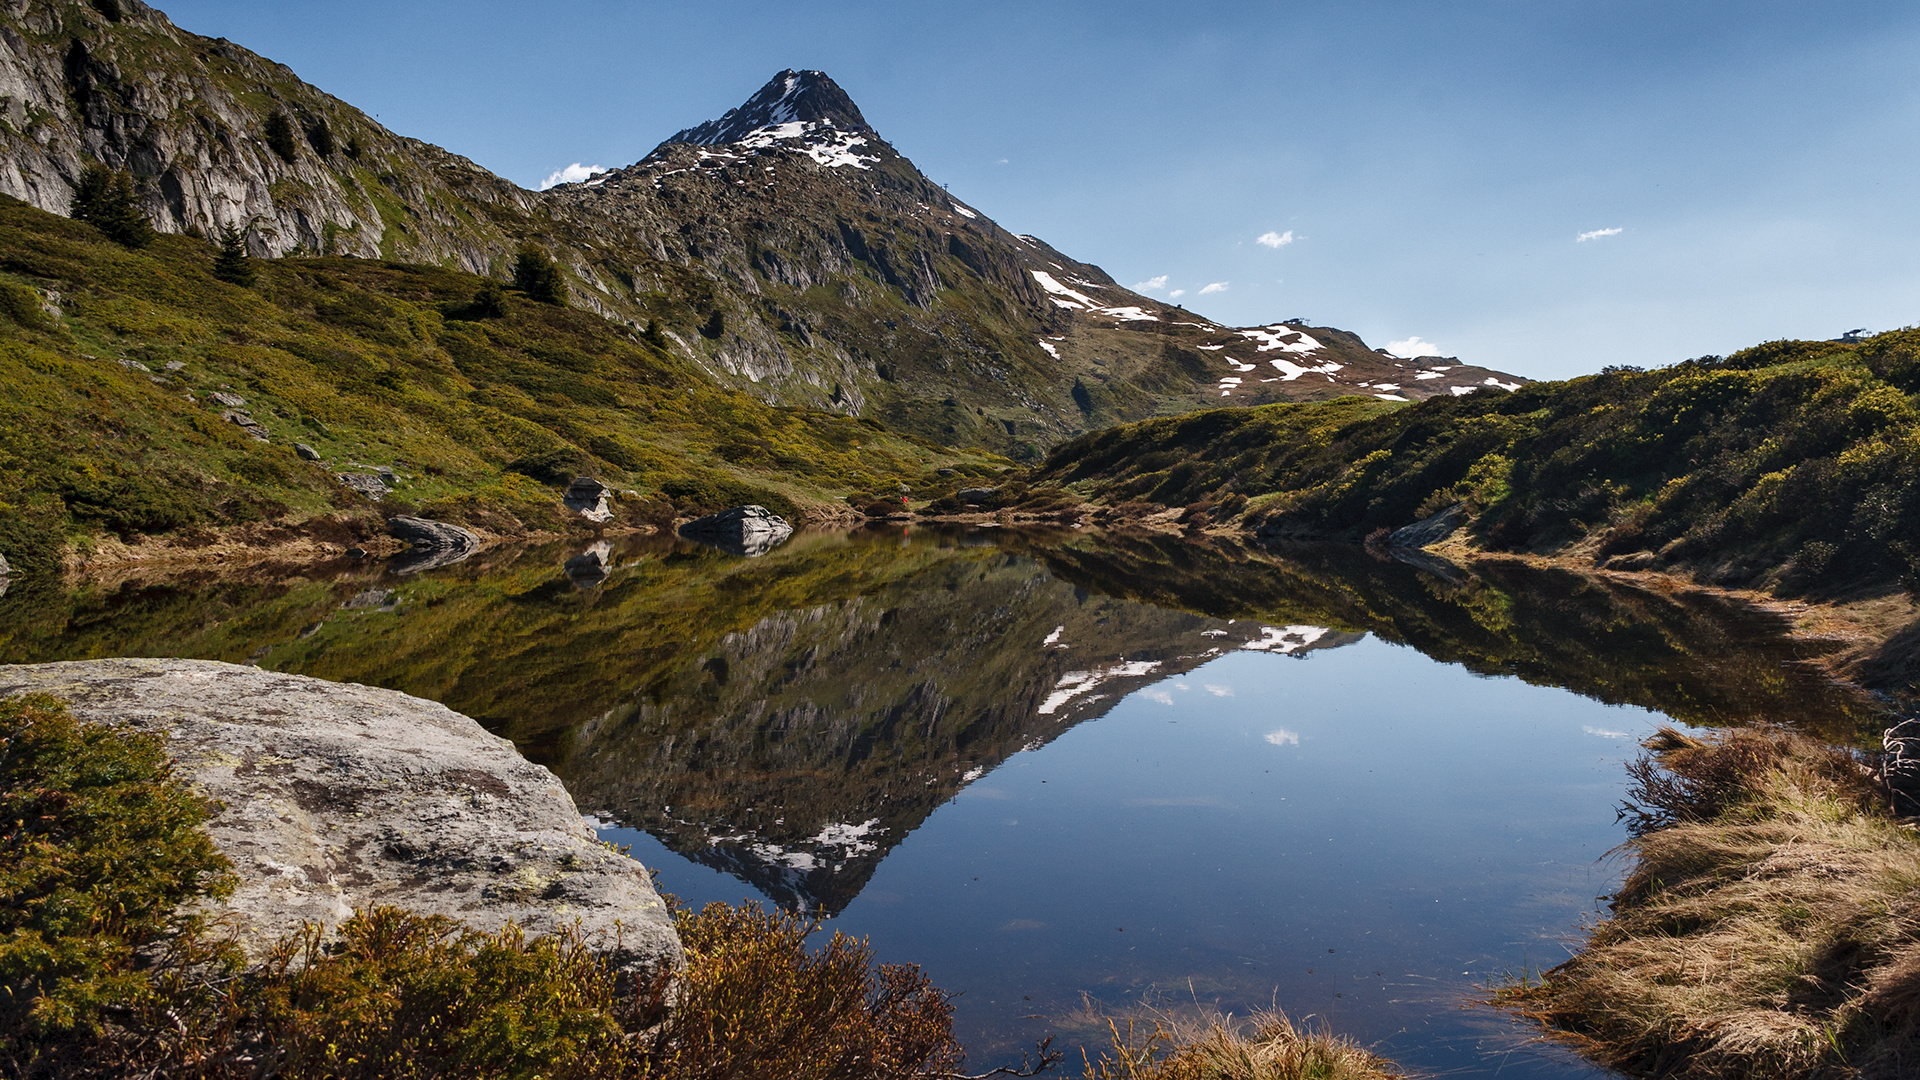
[[679, 504, 794, 557], [1389, 503, 1467, 548], [564, 476, 615, 523], [0, 659, 681, 976]]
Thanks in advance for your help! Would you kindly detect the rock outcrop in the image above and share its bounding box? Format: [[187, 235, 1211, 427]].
[[679, 504, 793, 557], [1389, 503, 1467, 548], [0, 658, 682, 976], [564, 476, 614, 524], [387, 515, 481, 575]]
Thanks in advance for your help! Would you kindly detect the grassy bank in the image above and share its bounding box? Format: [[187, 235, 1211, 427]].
[[1499, 726, 1920, 1079], [1078, 1010, 1398, 1080], [1035, 332, 1920, 601], [0, 194, 1004, 578]]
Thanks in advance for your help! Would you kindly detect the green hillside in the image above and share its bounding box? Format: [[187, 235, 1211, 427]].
[[0, 195, 1001, 576], [1038, 331, 1920, 597]]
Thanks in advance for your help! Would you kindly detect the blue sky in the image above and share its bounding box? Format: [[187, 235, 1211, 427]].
[[159, 0, 1920, 380]]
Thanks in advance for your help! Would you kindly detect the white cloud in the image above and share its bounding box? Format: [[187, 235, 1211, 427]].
[[994, 158, 1009, 165], [1144, 689, 1175, 705], [1134, 274, 1169, 292], [1256, 230, 1294, 249], [1577, 226, 1624, 243], [1199, 281, 1230, 295], [1264, 728, 1300, 746], [1169, 289, 1186, 299], [1387, 336, 1443, 359], [1583, 725, 1632, 739], [1203, 684, 1234, 697], [540, 162, 608, 190]]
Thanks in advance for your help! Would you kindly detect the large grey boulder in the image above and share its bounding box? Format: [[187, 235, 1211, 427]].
[[388, 515, 481, 575], [0, 659, 681, 977], [679, 504, 793, 557], [564, 476, 615, 524]]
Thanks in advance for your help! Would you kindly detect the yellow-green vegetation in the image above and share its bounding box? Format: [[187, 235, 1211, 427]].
[[1038, 332, 1920, 597], [0, 693, 968, 1079], [0, 194, 1002, 575], [1080, 1010, 1398, 1080], [1500, 727, 1920, 1079]]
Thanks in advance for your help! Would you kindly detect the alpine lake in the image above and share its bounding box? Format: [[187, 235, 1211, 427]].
[[0, 525, 1885, 1078]]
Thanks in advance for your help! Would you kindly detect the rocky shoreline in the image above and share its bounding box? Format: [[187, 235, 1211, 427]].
[[0, 658, 682, 976]]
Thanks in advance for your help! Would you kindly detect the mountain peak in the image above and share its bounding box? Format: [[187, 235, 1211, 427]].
[[665, 70, 875, 147]]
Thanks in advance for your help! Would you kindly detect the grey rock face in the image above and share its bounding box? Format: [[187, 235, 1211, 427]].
[[208, 391, 248, 408], [294, 442, 321, 461], [564, 476, 614, 524], [0, 1, 531, 266], [0, 659, 682, 976], [336, 472, 387, 500], [1389, 503, 1467, 549], [679, 504, 794, 557], [0, 551, 10, 577]]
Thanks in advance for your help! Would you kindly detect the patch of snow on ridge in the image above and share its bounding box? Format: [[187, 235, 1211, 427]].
[[730, 119, 879, 169], [1483, 376, 1523, 391], [1267, 356, 1343, 381], [1031, 271, 1102, 308], [1450, 385, 1478, 396], [1028, 272, 1160, 321], [1242, 625, 1329, 654], [1038, 660, 1163, 715], [1240, 325, 1323, 354], [1037, 341, 1060, 359], [1043, 624, 1066, 647], [951, 202, 977, 219]]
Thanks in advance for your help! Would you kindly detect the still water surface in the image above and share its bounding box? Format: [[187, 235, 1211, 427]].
[[0, 526, 1881, 1077]]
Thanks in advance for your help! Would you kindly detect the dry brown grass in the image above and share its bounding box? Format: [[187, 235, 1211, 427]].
[[1500, 725, 1920, 1079], [1078, 1008, 1399, 1080]]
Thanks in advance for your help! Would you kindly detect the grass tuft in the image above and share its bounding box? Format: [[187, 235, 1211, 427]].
[[1078, 1007, 1398, 1080], [1500, 725, 1920, 1079]]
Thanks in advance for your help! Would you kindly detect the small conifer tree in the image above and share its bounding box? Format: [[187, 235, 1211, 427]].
[[264, 111, 298, 163], [306, 114, 336, 158], [511, 243, 568, 305], [70, 163, 154, 248], [473, 279, 508, 317], [212, 225, 255, 287], [643, 318, 669, 349]]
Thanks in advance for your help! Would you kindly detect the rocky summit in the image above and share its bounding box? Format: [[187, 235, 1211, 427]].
[[0, 5, 1527, 459]]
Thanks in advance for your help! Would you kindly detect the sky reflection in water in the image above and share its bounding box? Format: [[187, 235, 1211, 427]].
[[604, 632, 1647, 1078]]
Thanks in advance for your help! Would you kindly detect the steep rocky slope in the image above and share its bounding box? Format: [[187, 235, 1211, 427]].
[[0, 3, 1525, 459]]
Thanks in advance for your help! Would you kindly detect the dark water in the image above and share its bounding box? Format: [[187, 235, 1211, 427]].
[[0, 527, 1884, 1077]]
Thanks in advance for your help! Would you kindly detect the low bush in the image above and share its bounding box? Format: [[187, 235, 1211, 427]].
[[0, 694, 971, 1079]]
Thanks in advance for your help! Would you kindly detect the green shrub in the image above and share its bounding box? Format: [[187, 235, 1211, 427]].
[[506, 446, 593, 486], [304, 114, 336, 159], [659, 473, 799, 523], [0, 281, 54, 332], [0, 695, 237, 1077]]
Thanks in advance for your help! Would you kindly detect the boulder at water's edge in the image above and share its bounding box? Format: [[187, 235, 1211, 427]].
[[0, 659, 682, 977]]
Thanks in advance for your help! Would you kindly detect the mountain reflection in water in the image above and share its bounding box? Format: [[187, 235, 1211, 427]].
[[0, 526, 1885, 1075]]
